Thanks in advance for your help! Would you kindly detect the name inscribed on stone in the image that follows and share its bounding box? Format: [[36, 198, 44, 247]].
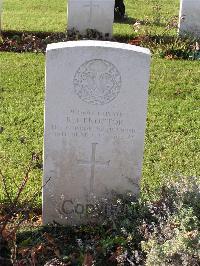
[[51, 109, 136, 140]]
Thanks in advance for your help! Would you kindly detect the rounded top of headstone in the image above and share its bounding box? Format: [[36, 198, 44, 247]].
[[46, 41, 151, 56]]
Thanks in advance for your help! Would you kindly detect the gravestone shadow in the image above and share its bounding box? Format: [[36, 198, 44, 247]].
[[114, 16, 136, 25], [114, 16, 168, 28]]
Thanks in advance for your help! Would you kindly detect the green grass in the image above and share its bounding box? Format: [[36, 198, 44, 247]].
[[0, 0, 199, 205], [0, 1, 200, 263], [2, 0, 180, 36], [114, 0, 180, 37], [1, 53, 199, 204], [0, 53, 45, 204], [2, 0, 67, 33], [143, 58, 200, 195]]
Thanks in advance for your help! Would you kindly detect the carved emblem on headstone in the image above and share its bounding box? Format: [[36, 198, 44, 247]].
[[73, 59, 121, 105]]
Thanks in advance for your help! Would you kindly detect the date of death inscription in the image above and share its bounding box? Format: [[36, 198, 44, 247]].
[[50, 109, 136, 140]]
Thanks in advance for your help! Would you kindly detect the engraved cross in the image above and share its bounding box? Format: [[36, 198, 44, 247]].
[[77, 143, 110, 194], [83, 0, 99, 28]]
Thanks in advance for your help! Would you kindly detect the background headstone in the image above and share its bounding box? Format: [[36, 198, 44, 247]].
[[67, 0, 115, 38], [179, 0, 200, 37], [43, 40, 151, 225]]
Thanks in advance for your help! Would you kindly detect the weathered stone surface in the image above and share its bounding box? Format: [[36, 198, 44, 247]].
[[179, 0, 200, 37], [67, 0, 115, 38], [43, 41, 151, 225]]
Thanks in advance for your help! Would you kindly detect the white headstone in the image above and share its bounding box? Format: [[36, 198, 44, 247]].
[[43, 41, 151, 225], [67, 0, 115, 38], [179, 0, 200, 37]]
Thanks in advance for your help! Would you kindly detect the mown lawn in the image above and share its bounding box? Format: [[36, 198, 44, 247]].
[[1, 52, 199, 204], [0, 53, 44, 204], [0, 0, 199, 203], [2, 0, 180, 36], [0, 1, 200, 264]]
